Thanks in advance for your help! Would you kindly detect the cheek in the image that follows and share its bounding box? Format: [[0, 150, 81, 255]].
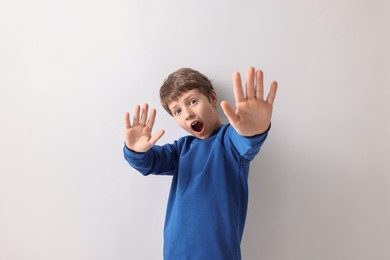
[[202, 106, 216, 119], [175, 118, 187, 128]]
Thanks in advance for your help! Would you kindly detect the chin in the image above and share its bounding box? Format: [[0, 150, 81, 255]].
[[195, 131, 210, 139]]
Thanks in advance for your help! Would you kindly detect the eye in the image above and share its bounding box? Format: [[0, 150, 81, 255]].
[[190, 99, 197, 105], [173, 109, 181, 116]]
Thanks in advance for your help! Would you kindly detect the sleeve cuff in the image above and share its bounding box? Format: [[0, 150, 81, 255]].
[[123, 143, 146, 160]]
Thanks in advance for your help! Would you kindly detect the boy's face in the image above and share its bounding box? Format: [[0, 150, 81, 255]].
[[168, 89, 222, 139]]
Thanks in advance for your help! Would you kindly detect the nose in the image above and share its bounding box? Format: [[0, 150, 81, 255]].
[[184, 107, 194, 120]]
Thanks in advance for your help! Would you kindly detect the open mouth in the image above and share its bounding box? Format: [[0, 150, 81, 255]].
[[191, 121, 204, 133]]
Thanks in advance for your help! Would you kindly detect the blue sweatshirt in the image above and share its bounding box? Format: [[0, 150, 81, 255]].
[[123, 124, 268, 260]]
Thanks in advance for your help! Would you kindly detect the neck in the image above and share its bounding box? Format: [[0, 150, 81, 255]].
[[213, 119, 223, 131]]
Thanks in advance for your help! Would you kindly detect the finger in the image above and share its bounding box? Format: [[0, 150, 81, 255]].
[[140, 103, 149, 126], [220, 101, 238, 124], [266, 81, 278, 104], [233, 72, 245, 104], [255, 70, 264, 100], [124, 112, 131, 129], [149, 129, 165, 146], [246, 66, 255, 99], [133, 105, 140, 126], [146, 108, 157, 128]]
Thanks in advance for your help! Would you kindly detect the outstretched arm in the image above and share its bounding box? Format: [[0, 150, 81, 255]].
[[220, 66, 278, 136], [124, 103, 165, 152]]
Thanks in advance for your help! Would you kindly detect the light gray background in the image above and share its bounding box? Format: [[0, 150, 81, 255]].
[[1, 0, 389, 259]]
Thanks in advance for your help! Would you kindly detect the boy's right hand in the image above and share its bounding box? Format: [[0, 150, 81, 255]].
[[124, 103, 165, 153]]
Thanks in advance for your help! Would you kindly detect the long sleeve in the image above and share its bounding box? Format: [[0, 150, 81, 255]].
[[123, 142, 180, 176], [220, 124, 270, 162]]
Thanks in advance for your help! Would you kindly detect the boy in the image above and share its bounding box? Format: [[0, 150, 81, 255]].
[[123, 67, 277, 259]]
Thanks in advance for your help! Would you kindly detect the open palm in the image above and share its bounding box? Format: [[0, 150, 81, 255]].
[[124, 104, 165, 152], [221, 67, 278, 136]]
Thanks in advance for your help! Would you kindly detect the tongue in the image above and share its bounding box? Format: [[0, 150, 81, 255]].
[[193, 122, 204, 132]]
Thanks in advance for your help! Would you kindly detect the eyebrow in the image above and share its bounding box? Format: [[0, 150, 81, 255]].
[[169, 104, 178, 111], [169, 94, 198, 111]]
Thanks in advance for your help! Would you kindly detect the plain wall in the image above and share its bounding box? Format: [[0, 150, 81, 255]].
[[0, 0, 389, 259]]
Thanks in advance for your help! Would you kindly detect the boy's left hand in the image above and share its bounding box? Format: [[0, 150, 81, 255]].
[[221, 67, 278, 136]]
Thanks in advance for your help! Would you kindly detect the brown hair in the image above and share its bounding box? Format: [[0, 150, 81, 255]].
[[160, 68, 215, 115]]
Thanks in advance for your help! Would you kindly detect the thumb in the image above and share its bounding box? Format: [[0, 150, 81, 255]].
[[220, 101, 238, 124], [149, 129, 165, 146]]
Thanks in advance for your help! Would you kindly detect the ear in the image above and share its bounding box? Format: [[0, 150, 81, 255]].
[[210, 91, 218, 106]]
